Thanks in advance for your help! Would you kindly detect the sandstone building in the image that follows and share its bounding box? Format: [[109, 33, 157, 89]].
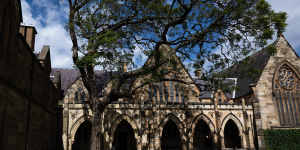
[[0, 0, 62, 149], [57, 34, 300, 150], [2, 0, 299, 150]]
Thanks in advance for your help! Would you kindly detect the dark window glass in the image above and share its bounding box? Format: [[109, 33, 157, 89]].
[[273, 64, 300, 126], [159, 83, 164, 103], [169, 81, 174, 102]]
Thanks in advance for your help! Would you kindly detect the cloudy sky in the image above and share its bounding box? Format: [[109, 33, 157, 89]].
[[21, 0, 300, 68]]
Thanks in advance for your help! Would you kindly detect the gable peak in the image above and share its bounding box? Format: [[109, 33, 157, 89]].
[[274, 34, 299, 58]]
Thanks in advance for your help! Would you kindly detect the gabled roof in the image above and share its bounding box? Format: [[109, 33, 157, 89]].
[[52, 45, 203, 99], [277, 34, 299, 58], [221, 35, 300, 98], [224, 46, 273, 98], [50, 68, 112, 96]]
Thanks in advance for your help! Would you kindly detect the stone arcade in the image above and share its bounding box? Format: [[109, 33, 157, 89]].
[[57, 35, 300, 150]]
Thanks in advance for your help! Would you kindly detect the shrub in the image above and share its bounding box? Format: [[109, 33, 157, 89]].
[[264, 129, 300, 150]]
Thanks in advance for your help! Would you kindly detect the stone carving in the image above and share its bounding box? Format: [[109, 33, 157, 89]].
[[277, 65, 297, 90]]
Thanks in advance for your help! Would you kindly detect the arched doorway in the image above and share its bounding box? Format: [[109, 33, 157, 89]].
[[161, 120, 182, 150], [112, 120, 137, 150], [72, 121, 92, 150], [193, 119, 214, 150], [224, 119, 241, 148]]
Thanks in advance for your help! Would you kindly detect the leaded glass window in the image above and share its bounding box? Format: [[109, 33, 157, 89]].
[[273, 64, 300, 126], [175, 84, 180, 102], [153, 85, 158, 103], [159, 82, 164, 103], [163, 82, 169, 102], [169, 81, 174, 102], [148, 82, 186, 104]]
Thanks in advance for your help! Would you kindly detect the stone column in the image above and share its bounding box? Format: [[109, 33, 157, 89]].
[[220, 135, 225, 149], [63, 103, 70, 150], [213, 132, 218, 150], [153, 133, 160, 150], [242, 98, 251, 149], [241, 133, 247, 149]]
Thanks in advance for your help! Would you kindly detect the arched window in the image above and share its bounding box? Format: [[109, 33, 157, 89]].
[[273, 63, 300, 126]]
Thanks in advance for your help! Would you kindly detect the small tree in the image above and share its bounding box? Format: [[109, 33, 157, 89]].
[[66, 0, 287, 149]]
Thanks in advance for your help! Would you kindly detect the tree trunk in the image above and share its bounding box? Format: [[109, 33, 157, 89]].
[[90, 111, 99, 150]]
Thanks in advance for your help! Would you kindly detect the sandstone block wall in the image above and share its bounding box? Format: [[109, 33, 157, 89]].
[[253, 36, 300, 149], [0, 0, 63, 150]]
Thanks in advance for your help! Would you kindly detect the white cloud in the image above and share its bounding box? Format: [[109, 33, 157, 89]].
[[267, 0, 300, 53], [21, 0, 300, 69], [21, 0, 73, 68], [133, 45, 148, 68]]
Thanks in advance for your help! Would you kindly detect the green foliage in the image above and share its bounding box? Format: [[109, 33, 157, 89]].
[[264, 129, 300, 150], [68, 0, 288, 87], [266, 44, 277, 55]]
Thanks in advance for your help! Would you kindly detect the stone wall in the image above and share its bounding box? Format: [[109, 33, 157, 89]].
[[63, 101, 255, 150], [252, 35, 300, 149], [0, 0, 62, 150]]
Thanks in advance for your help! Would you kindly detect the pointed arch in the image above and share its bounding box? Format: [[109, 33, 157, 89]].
[[220, 113, 245, 148], [223, 119, 242, 148], [220, 113, 244, 137], [72, 120, 92, 150], [273, 60, 300, 90], [158, 113, 185, 137], [158, 113, 186, 150], [273, 60, 300, 126], [160, 119, 182, 150], [190, 113, 215, 135], [70, 115, 92, 143], [110, 114, 139, 147], [112, 119, 137, 150], [191, 114, 215, 150]]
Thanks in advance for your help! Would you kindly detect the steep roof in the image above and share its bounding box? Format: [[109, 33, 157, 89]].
[[229, 47, 272, 97], [50, 68, 112, 96], [220, 35, 300, 98]]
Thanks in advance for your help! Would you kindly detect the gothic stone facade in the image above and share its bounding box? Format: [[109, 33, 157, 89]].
[[60, 36, 300, 150]]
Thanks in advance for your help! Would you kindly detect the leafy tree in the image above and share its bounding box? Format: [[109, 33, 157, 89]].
[[66, 0, 286, 149]]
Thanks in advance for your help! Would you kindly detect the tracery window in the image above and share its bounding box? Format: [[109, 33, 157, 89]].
[[147, 81, 185, 104], [273, 64, 300, 126]]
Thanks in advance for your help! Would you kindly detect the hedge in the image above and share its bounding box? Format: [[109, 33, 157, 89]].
[[264, 129, 300, 150]]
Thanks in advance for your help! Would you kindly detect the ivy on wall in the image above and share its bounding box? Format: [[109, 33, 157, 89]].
[[264, 129, 300, 150]]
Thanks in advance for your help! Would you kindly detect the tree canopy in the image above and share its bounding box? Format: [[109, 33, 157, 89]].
[[69, 0, 286, 72], [66, 0, 287, 149]]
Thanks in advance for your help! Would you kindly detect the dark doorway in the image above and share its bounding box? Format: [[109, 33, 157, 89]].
[[72, 121, 92, 150], [161, 120, 182, 150], [112, 120, 137, 150], [224, 119, 242, 148], [193, 119, 214, 150]]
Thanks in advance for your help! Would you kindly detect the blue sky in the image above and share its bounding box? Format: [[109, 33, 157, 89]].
[[21, 0, 300, 69]]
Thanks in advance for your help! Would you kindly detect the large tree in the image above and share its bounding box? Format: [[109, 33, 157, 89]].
[[66, 0, 286, 149]]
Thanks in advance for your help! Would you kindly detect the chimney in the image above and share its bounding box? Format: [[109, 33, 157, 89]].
[[19, 25, 37, 51], [53, 71, 61, 90], [120, 58, 128, 72], [122, 62, 127, 72], [38, 46, 52, 75]]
